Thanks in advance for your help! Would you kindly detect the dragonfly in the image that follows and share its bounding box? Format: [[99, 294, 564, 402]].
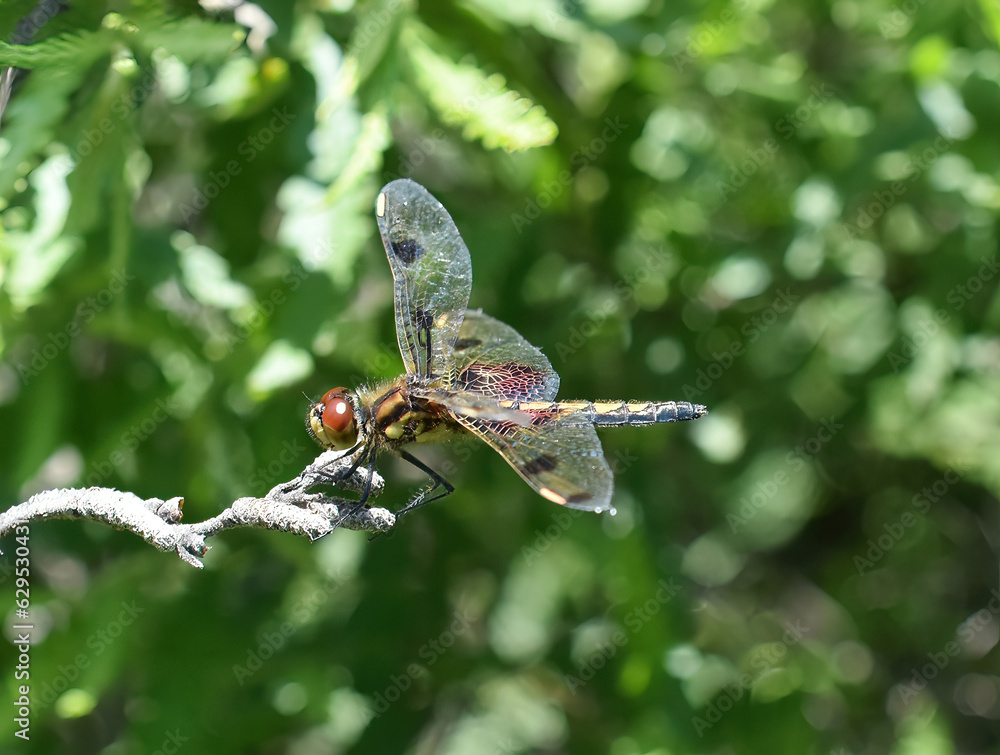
[[307, 179, 707, 522]]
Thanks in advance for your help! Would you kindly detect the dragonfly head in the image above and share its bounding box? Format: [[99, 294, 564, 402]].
[[307, 387, 360, 451]]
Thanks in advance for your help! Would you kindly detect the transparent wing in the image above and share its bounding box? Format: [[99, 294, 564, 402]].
[[448, 309, 560, 400], [411, 386, 534, 425], [376, 179, 472, 379], [408, 308, 558, 426], [453, 410, 615, 513], [433, 309, 611, 509]]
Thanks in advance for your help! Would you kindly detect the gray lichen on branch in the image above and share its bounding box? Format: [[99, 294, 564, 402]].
[[0, 451, 393, 568]]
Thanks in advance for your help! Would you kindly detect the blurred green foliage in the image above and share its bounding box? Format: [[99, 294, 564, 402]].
[[0, 0, 998, 753]]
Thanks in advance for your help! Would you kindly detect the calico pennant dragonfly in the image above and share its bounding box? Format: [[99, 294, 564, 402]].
[[307, 179, 706, 521]]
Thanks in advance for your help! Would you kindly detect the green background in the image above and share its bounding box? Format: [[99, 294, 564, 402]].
[[1, 0, 999, 752]]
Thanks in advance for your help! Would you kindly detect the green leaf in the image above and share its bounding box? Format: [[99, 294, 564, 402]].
[[0, 15, 242, 70], [246, 339, 314, 396], [0, 64, 87, 193], [131, 14, 245, 64], [0, 154, 82, 312], [176, 238, 254, 310], [402, 23, 558, 152], [0, 31, 106, 69], [346, 0, 413, 88], [324, 110, 391, 206]]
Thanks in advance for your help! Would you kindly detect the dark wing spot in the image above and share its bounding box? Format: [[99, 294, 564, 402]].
[[567, 493, 592, 504], [391, 238, 422, 264], [453, 338, 482, 351], [521, 455, 558, 475]]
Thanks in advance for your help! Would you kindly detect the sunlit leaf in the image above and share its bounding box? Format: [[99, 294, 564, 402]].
[[403, 23, 558, 152]]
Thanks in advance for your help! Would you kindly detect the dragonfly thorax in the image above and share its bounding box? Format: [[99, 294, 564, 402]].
[[363, 381, 454, 445]]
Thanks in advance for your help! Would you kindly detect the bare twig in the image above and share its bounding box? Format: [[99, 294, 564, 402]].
[[0, 451, 394, 568]]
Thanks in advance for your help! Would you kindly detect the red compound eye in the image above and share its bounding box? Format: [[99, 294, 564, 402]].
[[307, 387, 358, 451], [320, 388, 354, 433]]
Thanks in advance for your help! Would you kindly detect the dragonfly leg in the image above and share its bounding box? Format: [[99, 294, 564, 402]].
[[313, 440, 365, 486], [328, 449, 378, 528], [395, 449, 455, 518]]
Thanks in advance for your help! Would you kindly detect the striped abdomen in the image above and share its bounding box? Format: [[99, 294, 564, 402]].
[[499, 399, 707, 427]]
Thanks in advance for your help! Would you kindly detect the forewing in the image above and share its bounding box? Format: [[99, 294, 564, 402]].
[[377, 179, 473, 379], [450, 310, 560, 400], [454, 411, 614, 513]]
